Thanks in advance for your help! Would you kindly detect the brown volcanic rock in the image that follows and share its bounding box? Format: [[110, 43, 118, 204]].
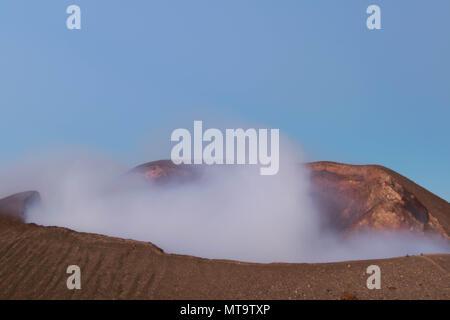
[[0, 218, 449, 299], [307, 162, 450, 239]]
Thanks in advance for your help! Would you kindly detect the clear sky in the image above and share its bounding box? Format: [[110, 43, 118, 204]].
[[0, 1, 449, 200]]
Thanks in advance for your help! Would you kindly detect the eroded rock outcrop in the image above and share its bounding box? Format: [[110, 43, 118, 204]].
[[307, 162, 449, 239], [0, 191, 41, 222]]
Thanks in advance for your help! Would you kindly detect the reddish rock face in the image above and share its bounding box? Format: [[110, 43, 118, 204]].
[[130, 160, 199, 184], [307, 162, 449, 239]]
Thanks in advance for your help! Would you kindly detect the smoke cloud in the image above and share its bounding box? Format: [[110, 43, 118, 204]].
[[0, 144, 448, 263]]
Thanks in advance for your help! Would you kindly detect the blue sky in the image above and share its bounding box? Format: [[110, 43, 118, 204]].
[[0, 1, 449, 200]]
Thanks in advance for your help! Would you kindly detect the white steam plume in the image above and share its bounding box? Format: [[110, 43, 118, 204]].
[[0, 145, 448, 263]]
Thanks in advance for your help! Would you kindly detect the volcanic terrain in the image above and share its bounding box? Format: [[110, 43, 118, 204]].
[[0, 161, 448, 299]]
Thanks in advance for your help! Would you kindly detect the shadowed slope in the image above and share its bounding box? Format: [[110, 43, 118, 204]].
[[0, 191, 40, 222]]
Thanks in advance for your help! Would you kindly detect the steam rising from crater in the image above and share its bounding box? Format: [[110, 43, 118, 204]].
[[0, 143, 448, 263]]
